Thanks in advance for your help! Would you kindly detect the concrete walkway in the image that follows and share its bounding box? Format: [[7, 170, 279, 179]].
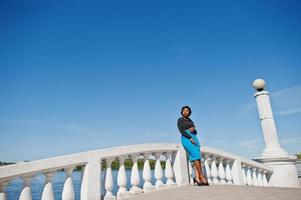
[[129, 185, 301, 200]]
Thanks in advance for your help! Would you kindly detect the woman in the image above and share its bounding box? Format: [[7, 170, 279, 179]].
[[177, 105, 209, 186]]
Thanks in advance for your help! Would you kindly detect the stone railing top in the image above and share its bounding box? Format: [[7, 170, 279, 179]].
[[201, 146, 273, 172], [0, 143, 273, 181], [0, 143, 179, 181]]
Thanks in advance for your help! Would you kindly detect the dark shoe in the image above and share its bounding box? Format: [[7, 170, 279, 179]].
[[193, 177, 209, 186], [203, 181, 209, 186], [193, 177, 205, 186]]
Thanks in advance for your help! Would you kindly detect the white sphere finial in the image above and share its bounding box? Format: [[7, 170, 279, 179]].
[[253, 79, 266, 91]]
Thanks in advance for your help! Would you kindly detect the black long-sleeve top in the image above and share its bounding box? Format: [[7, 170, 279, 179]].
[[177, 117, 197, 139]]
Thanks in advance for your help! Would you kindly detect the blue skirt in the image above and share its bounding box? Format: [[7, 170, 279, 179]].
[[181, 130, 201, 162]]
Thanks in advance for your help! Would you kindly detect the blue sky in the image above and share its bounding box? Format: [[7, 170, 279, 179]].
[[0, 0, 300, 162]]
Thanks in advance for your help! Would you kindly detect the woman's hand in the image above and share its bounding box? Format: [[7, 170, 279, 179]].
[[189, 127, 196, 132], [190, 138, 196, 145]]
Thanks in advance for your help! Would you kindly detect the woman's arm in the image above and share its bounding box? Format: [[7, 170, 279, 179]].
[[181, 130, 193, 139], [177, 118, 193, 139], [185, 129, 196, 144]]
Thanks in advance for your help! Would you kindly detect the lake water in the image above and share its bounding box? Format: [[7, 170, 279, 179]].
[[5, 169, 168, 200]]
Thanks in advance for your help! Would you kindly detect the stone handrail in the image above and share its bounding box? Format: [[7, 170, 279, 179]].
[[0, 143, 274, 200], [199, 146, 273, 187], [0, 143, 179, 181]]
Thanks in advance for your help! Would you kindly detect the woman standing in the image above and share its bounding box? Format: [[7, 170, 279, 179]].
[[177, 105, 209, 186]]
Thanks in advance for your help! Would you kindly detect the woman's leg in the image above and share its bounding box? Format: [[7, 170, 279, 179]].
[[194, 159, 208, 183], [194, 162, 200, 181]]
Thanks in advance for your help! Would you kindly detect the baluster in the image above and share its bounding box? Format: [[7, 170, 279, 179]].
[[41, 171, 56, 200], [241, 164, 247, 185], [129, 155, 143, 195], [252, 168, 258, 186], [201, 156, 207, 180], [62, 167, 75, 200], [104, 158, 116, 200], [117, 157, 130, 198], [19, 175, 32, 200], [154, 152, 165, 190], [262, 171, 269, 187], [225, 160, 233, 184], [210, 156, 219, 184], [80, 159, 101, 200], [142, 153, 155, 192], [257, 170, 263, 186], [171, 151, 177, 167], [0, 180, 9, 200], [164, 152, 176, 187], [218, 158, 226, 184], [246, 166, 253, 186], [204, 155, 212, 185], [80, 165, 85, 186], [188, 161, 194, 184]]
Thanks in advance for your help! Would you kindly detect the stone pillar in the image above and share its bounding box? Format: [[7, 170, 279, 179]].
[[252, 78, 300, 188], [253, 79, 288, 158], [173, 144, 190, 186]]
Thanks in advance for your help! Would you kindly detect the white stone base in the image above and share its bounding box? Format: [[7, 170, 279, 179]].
[[143, 182, 155, 193], [104, 195, 116, 200], [116, 189, 131, 199], [155, 181, 167, 190], [254, 155, 300, 188], [156, 183, 170, 190], [129, 186, 144, 195], [261, 147, 289, 158], [166, 180, 178, 188]]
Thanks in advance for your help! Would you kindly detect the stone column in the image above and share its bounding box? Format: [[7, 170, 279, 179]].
[[253, 79, 288, 158], [252, 78, 300, 188]]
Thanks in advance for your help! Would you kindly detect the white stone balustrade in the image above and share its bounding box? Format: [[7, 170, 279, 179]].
[[142, 153, 155, 193], [116, 156, 130, 199], [262, 171, 269, 186], [188, 161, 194, 184], [164, 152, 177, 187], [104, 158, 116, 200], [0, 143, 275, 200], [19, 175, 32, 200], [62, 167, 75, 200], [210, 156, 219, 184], [153, 152, 164, 190], [246, 166, 253, 186], [225, 160, 233, 184], [203, 156, 212, 184], [241, 164, 247, 185], [0, 180, 9, 200], [129, 154, 143, 195], [218, 158, 226, 184], [41, 171, 56, 200], [196, 146, 273, 187], [257, 169, 263, 186]]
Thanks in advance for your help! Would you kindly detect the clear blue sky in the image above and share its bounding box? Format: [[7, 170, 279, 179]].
[[0, 0, 300, 162]]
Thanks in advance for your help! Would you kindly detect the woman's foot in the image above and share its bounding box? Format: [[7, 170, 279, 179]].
[[193, 177, 208, 186], [193, 177, 209, 186], [199, 176, 209, 185], [195, 176, 202, 183], [193, 177, 203, 186]]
